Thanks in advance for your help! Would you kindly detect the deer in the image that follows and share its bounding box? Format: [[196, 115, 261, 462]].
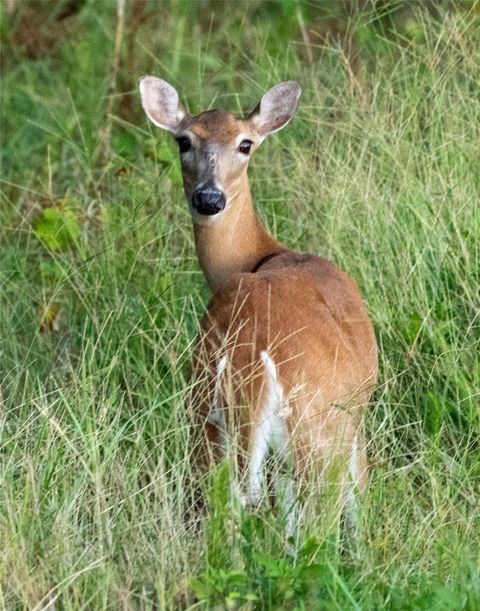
[[139, 76, 378, 537]]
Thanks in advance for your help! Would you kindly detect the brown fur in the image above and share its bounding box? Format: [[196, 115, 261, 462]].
[[193, 174, 283, 289], [181, 110, 245, 144], [191, 252, 377, 486], [177, 112, 257, 213]]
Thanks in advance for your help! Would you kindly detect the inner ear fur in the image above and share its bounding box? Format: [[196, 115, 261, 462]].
[[139, 76, 185, 132], [250, 80, 302, 137]]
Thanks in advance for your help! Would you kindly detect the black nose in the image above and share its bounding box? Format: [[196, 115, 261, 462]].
[[191, 184, 226, 216]]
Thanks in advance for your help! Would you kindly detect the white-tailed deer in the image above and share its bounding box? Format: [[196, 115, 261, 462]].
[[140, 77, 378, 533]]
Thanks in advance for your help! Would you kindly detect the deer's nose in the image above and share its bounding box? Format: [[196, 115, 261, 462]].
[[191, 183, 226, 216]]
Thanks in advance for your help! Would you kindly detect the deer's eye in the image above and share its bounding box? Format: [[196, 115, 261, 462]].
[[176, 136, 191, 153], [238, 139, 253, 155]]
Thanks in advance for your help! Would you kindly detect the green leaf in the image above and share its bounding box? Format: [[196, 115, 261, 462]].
[[145, 139, 183, 185], [33, 205, 81, 252], [300, 563, 328, 580], [112, 130, 139, 159], [189, 576, 211, 599], [402, 311, 423, 346], [254, 552, 286, 577], [402, 19, 426, 44]]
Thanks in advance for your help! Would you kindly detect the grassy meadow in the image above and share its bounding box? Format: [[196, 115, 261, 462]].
[[1, 1, 479, 608]]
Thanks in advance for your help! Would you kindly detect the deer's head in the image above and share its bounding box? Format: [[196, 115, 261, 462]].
[[139, 77, 301, 222]]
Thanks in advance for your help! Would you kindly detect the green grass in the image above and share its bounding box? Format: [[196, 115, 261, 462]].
[[1, 1, 479, 608]]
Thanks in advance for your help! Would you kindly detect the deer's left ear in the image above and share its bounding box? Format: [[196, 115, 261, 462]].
[[139, 76, 185, 133], [249, 81, 302, 138]]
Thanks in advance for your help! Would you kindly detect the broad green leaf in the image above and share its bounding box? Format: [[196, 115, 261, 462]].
[[33, 205, 81, 252]]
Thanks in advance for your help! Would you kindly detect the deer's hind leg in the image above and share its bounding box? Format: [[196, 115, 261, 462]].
[[287, 400, 369, 537], [343, 427, 368, 534]]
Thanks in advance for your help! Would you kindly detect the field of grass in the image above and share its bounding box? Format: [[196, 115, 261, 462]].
[[1, 1, 479, 609]]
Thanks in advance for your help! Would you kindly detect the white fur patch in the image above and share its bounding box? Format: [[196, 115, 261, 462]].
[[241, 351, 290, 507], [345, 433, 359, 531]]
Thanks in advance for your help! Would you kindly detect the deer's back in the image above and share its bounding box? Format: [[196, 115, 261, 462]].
[[194, 252, 377, 424]]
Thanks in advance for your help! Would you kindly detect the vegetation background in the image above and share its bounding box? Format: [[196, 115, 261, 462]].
[[1, 0, 479, 608]]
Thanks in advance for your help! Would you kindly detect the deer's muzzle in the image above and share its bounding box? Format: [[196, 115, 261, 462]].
[[191, 182, 226, 216]]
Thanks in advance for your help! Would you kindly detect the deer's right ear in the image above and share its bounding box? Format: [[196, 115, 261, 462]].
[[139, 76, 185, 133]]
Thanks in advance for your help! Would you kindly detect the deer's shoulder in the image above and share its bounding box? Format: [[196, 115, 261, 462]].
[[203, 251, 365, 329]]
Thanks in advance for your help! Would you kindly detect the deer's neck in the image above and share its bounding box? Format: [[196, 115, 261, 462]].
[[193, 177, 285, 292]]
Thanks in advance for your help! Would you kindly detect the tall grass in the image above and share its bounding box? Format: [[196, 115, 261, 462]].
[[1, 1, 479, 608]]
